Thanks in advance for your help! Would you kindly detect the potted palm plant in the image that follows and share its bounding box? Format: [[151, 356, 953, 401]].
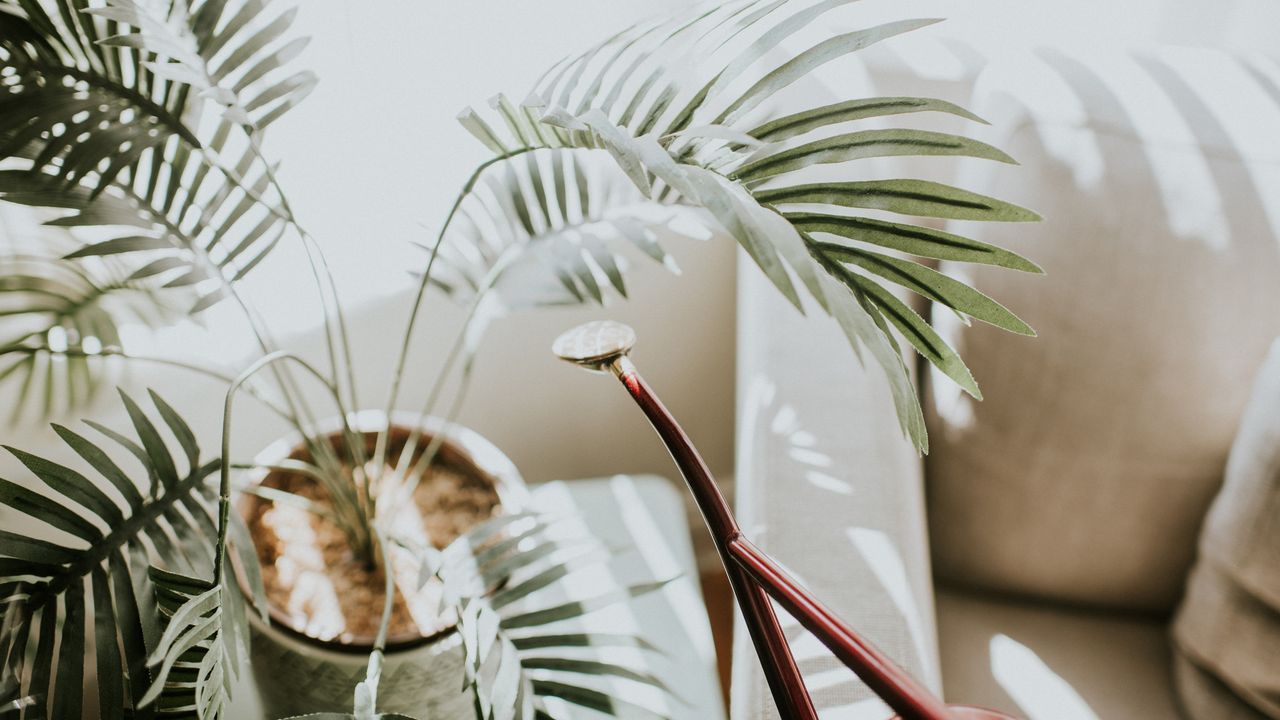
[[0, 0, 1040, 718], [0, 1, 676, 717]]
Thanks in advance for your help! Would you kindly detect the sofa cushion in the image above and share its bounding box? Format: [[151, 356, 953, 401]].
[[1174, 655, 1271, 720], [1172, 339, 1280, 718], [935, 585, 1181, 718], [922, 47, 1280, 612]]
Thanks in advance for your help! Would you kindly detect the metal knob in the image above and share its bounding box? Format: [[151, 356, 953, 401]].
[[551, 320, 636, 373]]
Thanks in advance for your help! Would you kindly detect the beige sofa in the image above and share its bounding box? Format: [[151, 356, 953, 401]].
[[732, 39, 1280, 719]]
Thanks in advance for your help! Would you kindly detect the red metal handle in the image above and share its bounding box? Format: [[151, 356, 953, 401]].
[[617, 364, 817, 719], [727, 536, 953, 719], [551, 321, 1018, 720], [614, 359, 953, 720]]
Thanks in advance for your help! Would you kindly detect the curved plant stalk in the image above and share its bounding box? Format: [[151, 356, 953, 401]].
[[393, 349, 479, 520], [136, 350, 358, 720], [219, 350, 377, 570], [355, 527, 397, 717], [380, 143, 700, 489], [242, 131, 363, 427], [117, 351, 365, 720], [381, 246, 521, 513], [268, 529, 422, 719], [374, 148, 540, 476]]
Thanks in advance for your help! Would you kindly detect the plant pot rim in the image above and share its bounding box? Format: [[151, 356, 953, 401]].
[[235, 410, 529, 655]]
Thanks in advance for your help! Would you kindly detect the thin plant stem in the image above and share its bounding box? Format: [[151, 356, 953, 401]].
[[216, 351, 376, 580], [242, 131, 371, 507], [168, 61, 355, 492], [389, 247, 520, 510], [224, 282, 347, 477], [352, 526, 397, 714], [388, 315, 467, 484], [397, 354, 477, 511], [384, 248, 516, 501], [372, 527, 396, 653], [179, 56, 343, 414], [373, 147, 539, 475], [132, 183, 326, 452]]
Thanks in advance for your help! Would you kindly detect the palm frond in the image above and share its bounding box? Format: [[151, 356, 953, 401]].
[[0, 0, 314, 313], [424, 145, 702, 313], [0, 389, 221, 720], [0, 218, 190, 422], [0, 669, 36, 718], [276, 707, 419, 712], [455, 0, 1042, 452], [441, 513, 675, 720], [138, 566, 235, 720]]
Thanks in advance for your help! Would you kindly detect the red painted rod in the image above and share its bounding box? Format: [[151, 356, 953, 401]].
[[551, 321, 1015, 720], [727, 536, 954, 720], [617, 363, 818, 719], [613, 360, 952, 720]]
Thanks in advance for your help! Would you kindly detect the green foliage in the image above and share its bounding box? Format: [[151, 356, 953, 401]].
[[140, 567, 239, 720], [0, 0, 321, 420], [453, 0, 1042, 452], [0, 227, 190, 423], [0, 0, 313, 317], [441, 512, 675, 720], [424, 147, 700, 313], [0, 390, 221, 719]]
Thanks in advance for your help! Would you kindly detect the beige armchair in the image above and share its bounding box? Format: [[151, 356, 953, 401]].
[[732, 39, 1280, 719]]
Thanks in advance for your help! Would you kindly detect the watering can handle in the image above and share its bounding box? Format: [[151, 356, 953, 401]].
[[552, 321, 1015, 720]]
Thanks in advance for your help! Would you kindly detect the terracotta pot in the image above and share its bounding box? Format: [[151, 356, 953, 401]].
[[235, 411, 529, 718]]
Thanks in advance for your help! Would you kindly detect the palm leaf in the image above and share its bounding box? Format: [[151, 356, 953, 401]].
[[0, 390, 222, 719], [0, 0, 314, 313], [441, 514, 675, 720], [457, 0, 1043, 452], [0, 0, 316, 419], [0, 670, 36, 717], [424, 145, 700, 314], [138, 567, 233, 720], [0, 219, 190, 422]]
